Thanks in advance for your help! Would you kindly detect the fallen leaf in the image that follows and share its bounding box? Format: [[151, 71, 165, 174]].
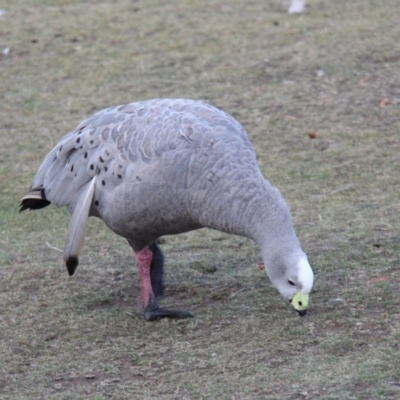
[[308, 131, 316, 139], [368, 276, 389, 284], [379, 98, 389, 108]]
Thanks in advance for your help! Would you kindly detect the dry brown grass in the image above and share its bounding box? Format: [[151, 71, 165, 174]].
[[1, 0, 400, 399]]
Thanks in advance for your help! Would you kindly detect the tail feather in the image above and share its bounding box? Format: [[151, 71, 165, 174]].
[[19, 187, 51, 212], [63, 177, 96, 276]]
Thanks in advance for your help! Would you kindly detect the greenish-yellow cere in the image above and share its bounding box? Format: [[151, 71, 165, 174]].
[[292, 292, 309, 311]]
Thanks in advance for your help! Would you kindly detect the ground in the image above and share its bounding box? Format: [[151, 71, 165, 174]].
[[1, 0, 400, 399]]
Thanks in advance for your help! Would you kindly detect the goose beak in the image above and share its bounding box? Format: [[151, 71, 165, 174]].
[[289, 292, 309, 317], [296, 309, 307, 317]]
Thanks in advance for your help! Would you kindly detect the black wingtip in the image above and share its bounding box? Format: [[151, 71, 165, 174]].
[[66, 256, 79, 276], [19, 187, 51, 213], [19, 198, 51, 213]]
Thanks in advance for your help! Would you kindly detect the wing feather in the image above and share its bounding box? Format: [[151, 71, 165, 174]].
[[63, 177, 96, 275]]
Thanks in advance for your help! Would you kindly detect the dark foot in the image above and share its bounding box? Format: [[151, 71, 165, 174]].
[[144, 306, 193, 321]]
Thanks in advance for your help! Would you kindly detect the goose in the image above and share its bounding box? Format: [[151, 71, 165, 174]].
[[20, 98, 314, 320], [288, 0, 305, 14]]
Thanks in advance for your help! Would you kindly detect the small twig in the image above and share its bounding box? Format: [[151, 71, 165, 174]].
[[228, 288, 246, 299], [124, 311, 139, 319], [46, 242, 63, 253], [311, 184, 354, 202], [329, 183, 354, 196]]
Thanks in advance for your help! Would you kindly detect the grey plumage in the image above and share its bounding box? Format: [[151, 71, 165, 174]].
[[20, 98, 314, 319]]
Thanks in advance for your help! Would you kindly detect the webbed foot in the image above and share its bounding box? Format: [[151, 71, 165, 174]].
[[144, 305, 193, 321]]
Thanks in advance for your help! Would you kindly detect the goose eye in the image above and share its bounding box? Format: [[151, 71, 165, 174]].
[[288, 280, 295, 286]]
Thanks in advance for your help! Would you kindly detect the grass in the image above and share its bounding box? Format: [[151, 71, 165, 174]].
[[1, 0, 400, 398]]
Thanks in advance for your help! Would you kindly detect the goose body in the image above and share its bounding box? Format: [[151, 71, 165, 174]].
[[288, 0, 305, 14], [21, 99, 313, 320]]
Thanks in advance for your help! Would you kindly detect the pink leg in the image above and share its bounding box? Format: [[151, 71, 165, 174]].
[[133, 246, 193, 321], [134, 247, 154, 307]]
